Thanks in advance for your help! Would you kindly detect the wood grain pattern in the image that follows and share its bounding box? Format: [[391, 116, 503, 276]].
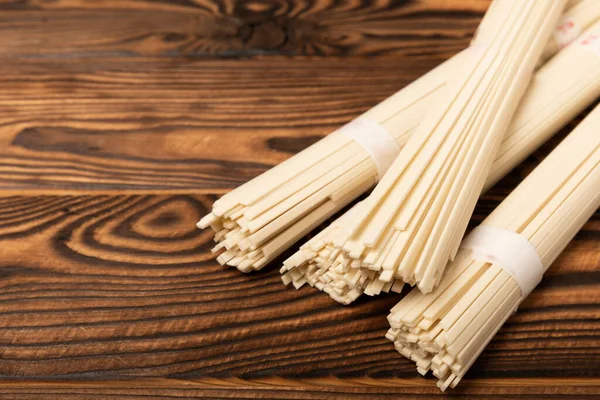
[[0, 185, 597, 381], [0, 378, 599, 399], [0, 0, 598, 398], [0, 0, 489, 58], [0, 57, 443, 193]]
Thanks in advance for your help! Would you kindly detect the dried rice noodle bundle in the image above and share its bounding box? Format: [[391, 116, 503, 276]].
[[386, 102, 600, 391], [197, 44, 462, 272], [331, 0, 567, 294]]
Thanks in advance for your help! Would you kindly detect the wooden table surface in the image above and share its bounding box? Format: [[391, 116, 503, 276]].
[[0, 0, 598, 398]]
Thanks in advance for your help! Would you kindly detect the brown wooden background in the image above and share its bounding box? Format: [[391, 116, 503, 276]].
[[0, 0, 598, 398]]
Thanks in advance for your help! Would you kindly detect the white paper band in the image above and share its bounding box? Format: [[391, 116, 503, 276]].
[[460, 225, 544, 298], [576, 30, 600, 57], [554, 17, 581, 49], [339, 118, 400, 180]]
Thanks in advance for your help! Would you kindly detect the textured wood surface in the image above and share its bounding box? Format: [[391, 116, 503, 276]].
[[0, 57, 444, 193], [0, 0, 598, 399], [0, 0, 489, 58], [0, 378, 600, 399]]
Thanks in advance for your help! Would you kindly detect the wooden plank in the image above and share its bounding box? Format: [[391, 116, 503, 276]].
[[0, 378, 599, 399], [0, 190, 596, 381], [0, 57, 444, 193], [0, 0, 489, 59]]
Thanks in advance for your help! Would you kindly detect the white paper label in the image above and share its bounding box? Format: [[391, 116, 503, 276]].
[[554, 17, 581, 49], [576, 30, 600, 56], [338, 118, 401, 181], [461, 225, 544, 299]]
